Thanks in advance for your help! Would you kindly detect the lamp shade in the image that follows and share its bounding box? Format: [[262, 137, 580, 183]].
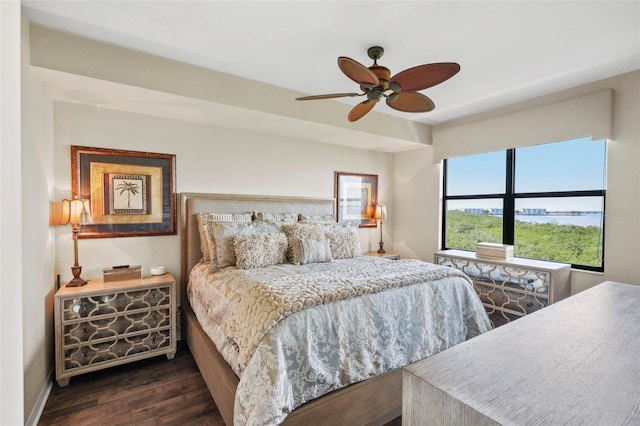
[[59, 198, 92, 226], [49, 201, 63, 226], [374, 204, 386, 221]]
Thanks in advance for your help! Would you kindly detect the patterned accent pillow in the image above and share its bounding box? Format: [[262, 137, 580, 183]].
[[281, 223, 326, 263], [298, 213, 337, 224], [321, 221, 359, 234], [291, 238, 333, 265], [253, 212, 298, 225], [196, 212, 252, 262], [325, 224, 362, 259], [234, 232, 288, 269], [208, 221, 280, 270]]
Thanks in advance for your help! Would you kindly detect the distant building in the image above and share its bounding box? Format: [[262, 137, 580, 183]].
[[521, 208, 547, 215], [489, 208, 503, 215], [464, 208, 489, 214]]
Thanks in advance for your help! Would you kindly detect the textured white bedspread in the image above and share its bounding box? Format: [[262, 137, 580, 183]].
[[188, 256, 491, 425]]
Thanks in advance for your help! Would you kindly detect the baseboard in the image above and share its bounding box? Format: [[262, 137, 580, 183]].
[[25, 368, 53, 426]]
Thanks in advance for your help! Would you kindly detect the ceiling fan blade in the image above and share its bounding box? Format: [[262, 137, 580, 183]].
[[386, 91, 435, 113], [390, 62, 460, 92], [348, 100, 377, 122], [296, 92, 361, 101], [338, 57, 379, 87]]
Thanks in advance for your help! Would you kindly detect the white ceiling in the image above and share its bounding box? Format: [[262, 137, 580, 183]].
[[22, 1, 640, 145]]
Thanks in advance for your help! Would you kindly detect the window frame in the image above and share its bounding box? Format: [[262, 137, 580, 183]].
[[442, 148, 606, 272]]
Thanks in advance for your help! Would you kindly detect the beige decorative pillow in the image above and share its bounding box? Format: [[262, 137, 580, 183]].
[[209, 221, 280, 270], [298, 213, 337, 224], [253, 211, 298, 225], [325, 226, 362, 259], [291, 238, 333, 265], [281, 223, 326, 262], [234, 232, 288, 269], [196, 212, 252, 262]]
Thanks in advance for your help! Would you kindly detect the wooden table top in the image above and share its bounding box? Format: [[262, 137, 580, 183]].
[[404, 281, 640, 425]]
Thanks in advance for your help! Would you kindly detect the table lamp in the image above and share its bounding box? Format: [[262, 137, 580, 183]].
[[374, 203, 387, 254], [55, 197, 92, 287]]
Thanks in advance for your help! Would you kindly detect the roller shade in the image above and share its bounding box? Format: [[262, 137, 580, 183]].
[[433, 89, 614, 163]]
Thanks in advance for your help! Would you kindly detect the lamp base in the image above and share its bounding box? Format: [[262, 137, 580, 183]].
[[67, 265, 88, 287], [377, 241, 386, 254]]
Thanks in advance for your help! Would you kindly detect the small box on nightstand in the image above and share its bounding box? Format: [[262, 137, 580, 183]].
[[103, 265, 142, 282], [475, 243, 514, 259]]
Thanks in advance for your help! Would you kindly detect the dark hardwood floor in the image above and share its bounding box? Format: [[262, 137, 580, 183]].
[[39, 343, 402, 425], [39, 344, 223, 425]]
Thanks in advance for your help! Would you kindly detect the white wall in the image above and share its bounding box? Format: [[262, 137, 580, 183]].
[[0, 2, 25, 424], [393, 145, 440, 261], [393, 70, 640, 294], [53, 102, 395, 293], [21, 14, 56, 422]]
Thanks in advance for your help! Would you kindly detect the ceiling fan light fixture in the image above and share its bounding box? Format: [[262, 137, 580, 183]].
[[387, 93, 400, 103], [367, 90, 384, 102], [388, 82, 401, 93]]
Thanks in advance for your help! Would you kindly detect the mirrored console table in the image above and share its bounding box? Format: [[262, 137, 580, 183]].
[[435, 249, 571, 327]]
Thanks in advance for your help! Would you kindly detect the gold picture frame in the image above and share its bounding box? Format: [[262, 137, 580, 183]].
[[335, 171, 378, 228], [71, 146, 176, 238]]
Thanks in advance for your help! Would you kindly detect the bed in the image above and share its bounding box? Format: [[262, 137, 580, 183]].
[[179, 192, 491, 426]]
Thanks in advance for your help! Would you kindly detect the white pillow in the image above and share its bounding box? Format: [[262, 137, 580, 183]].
[[298, 213, 337, 224], [234, 232, 288, 269], [291, 238, 333, 265], [253, 212, 298, 225], [196, 212, 252, 262], [321, 221, 358, 234]]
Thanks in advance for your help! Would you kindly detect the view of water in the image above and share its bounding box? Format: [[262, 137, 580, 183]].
[[514, 214, 603, 227]]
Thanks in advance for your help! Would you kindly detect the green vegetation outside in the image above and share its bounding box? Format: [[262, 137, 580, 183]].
[[446, 211, 603, 267]]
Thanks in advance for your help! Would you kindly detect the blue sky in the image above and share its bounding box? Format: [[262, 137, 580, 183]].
[[446, 137, 607, 211]]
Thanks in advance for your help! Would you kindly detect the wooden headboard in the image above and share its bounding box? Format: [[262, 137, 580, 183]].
[[178, 192, 335, 305]]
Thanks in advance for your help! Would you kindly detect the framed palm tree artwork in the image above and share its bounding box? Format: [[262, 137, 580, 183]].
[[71, 146, 176, 238]]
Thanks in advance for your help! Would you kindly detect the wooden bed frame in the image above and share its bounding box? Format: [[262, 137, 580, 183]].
[[179, 192, 402, 425]]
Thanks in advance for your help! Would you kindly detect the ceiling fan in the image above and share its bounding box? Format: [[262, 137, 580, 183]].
[[295, 46, 460, 122]]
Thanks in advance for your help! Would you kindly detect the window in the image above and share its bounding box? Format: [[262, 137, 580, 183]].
[[442, 137, 606, 271]]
